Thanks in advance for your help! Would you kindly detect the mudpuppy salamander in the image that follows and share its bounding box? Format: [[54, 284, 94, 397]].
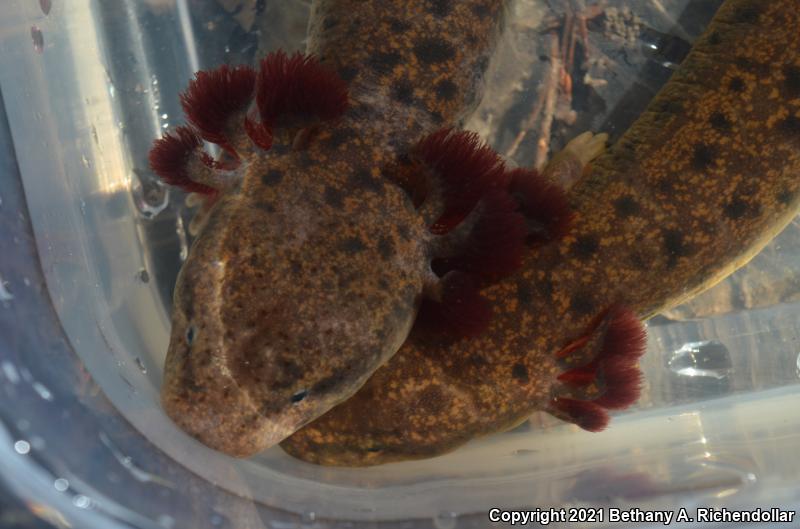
[[150, 0, 557, 457], [281, 0, 800, 465]]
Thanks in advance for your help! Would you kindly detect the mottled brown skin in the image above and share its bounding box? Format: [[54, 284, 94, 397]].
[[161, 0, 508, 457], [282, 0, 800, 465]]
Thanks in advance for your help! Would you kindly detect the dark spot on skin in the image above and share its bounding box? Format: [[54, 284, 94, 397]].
[[435, 79, 458, 101], [572, 234, 599, 260], [338, 66, 358, 82], [185, 325, 195, 345], [387, 17, 410, 33], [413, 37, 455, 65], [662, 229, 691, 268], [377, 236, 394, 260], [290, 389, 308, 403], [779, 115, 800, 136], [613, 195, 640, 217], [734, 57, 769, 77], [708, 111, 731, 132], [391, 78, 415, 104], [391, 298, 410, 323], [272, 358, 305, 390], [296, 151, 313, 169], [469, 353, 489, 367], [261, 169, 283, 186], [312, 375, 340, 395], [290, 260, 302, 276], [537, 279, 554, 298], [368, 51, 401, 75], [324, 186, 345, 208], [337, 270, 359, 289], [511, 363, 529, 383], [470, 3, 491, 17], [691, 143, 717, 171], [728, 76, 746, 93], [629, 250, 648, 270], [733, 4, 762, 24], [473, 56, 490, 76], [378, 277, 389, 289], [366, 446, 382, 453], [707, 31, 721, 46], [784, 66, 800, 98], [656, 178, 673, 194], [325, 127, 356, 149], [570, 292, 595, 316], [270, 143, 290, 155], [349, 167, 383, 193], [340, 236, 367, 254], [397, 225, 411, 241], [429, 111, 444, 124], [323, 17, 339, 30], [418, 386, 446, 414], [426, 0, 452, 17], [516, 281, 533, 305], [255, 201, 275, 213], [777, 187, 794, 206], [651, 97, 683, 115], [724, 198, 749, 220]]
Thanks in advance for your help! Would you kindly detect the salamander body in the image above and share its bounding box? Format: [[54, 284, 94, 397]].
[[283, 0, 800, 465], [152, 0, 512, 456]]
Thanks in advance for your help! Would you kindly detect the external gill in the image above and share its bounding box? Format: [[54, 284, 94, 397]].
[[149, 52, 350, 235]]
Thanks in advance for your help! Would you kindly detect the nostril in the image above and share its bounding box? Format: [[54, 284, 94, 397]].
[[290, 389, 308, 403]]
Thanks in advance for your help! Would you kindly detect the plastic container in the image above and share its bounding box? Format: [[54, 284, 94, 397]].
[[1, 1, 798, 527]]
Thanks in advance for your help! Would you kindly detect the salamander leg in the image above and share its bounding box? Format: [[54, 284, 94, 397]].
[[542, 131, 608, 190], [546, 306, 647, 431]]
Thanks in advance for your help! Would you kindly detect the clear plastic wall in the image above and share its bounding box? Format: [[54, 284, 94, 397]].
[[1, 1, 798, 528]]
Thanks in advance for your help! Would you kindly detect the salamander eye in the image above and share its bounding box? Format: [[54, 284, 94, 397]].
[[290, 389, 308, 403], [185, 325, 196, 346]]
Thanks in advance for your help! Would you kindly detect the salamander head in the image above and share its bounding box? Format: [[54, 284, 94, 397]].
[[160, 150, 430, 456]]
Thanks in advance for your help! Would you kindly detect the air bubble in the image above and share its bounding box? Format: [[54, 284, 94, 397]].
[[33, 382, 53, 401], [54, 478, 69, 492], [14, 440, 30, 455], [135, 357, 147, 374], [136, 269, 150, 283], [73, 495, 91, 509], [2, 362, 20, 383], [0, 279, 14, 301]]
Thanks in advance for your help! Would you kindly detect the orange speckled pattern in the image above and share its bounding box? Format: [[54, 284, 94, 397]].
[[281, 0, 800, 465], [161, 0, 508, 457], [307, 0, 508, 158]]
